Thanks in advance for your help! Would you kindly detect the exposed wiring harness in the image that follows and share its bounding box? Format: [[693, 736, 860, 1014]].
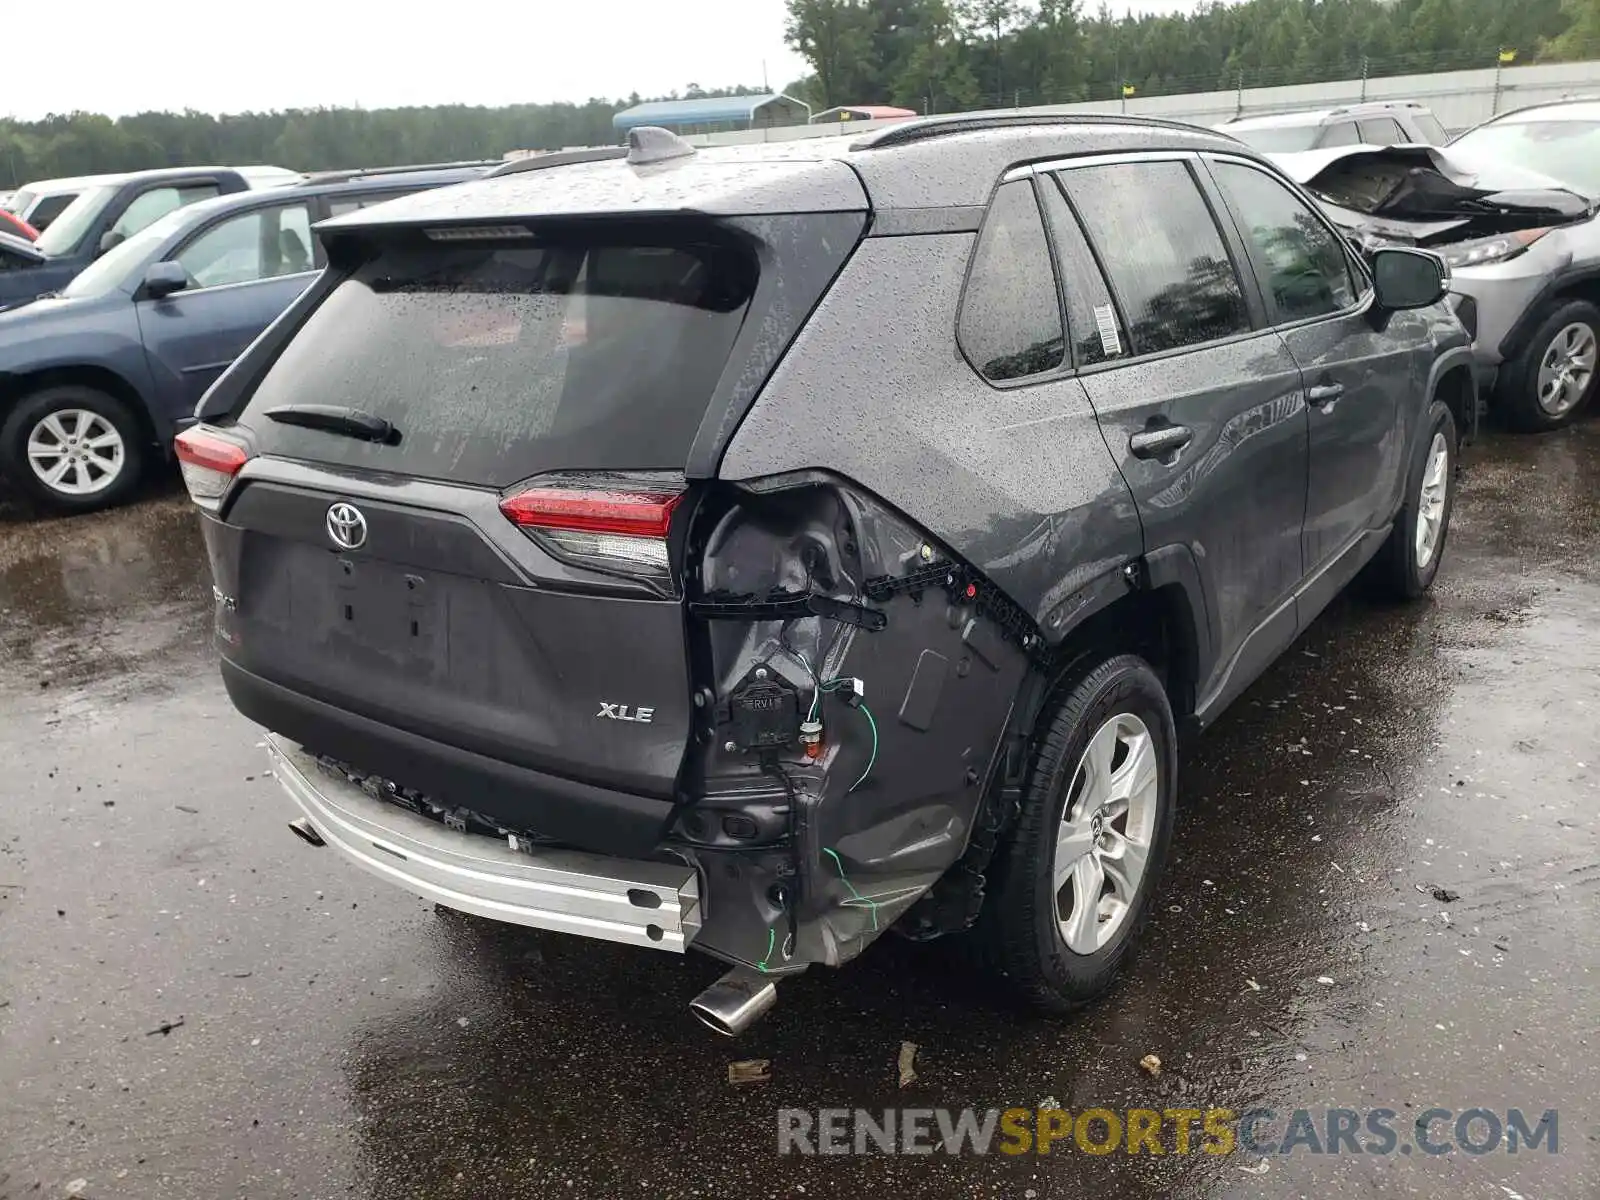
[[815, 677, 877, 791], [754, 640, 883, 958]]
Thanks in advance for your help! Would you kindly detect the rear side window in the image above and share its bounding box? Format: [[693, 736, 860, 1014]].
[[958, 180, 1064, 382], [1060, 161, 1251, 357], [1357, 117, 1405, 145], [1039, 176, 1126, 366], [1319, 122, 1359, 147], [1414, 112, 1448, 144], [326, 191, 404, 218], [241, 229, 757, 485]]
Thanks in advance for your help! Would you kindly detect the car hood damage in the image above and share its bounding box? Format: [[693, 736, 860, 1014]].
[[1270, 144, 1594, 248]]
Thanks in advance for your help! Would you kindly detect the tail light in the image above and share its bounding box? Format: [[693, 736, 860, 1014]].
[[174, 426, 250, 508], [500, 482, 682, 580]]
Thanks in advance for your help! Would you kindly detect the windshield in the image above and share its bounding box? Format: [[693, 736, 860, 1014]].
[[58, 208, 191, 300], [1230, 124, 1322, 153], [1451, 116, 1600, 197], [34, 185, 118, 255]]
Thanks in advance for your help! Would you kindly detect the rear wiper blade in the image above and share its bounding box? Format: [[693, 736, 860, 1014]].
[[263, 405, 400, 445]]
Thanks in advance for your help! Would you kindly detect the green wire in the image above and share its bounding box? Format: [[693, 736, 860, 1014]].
[[823, 846, 880, 931], [756, 926, 776, 973], [848, 702, 878, 793]]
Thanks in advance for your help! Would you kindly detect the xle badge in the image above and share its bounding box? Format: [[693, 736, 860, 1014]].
[[598, 702, 655, 724]]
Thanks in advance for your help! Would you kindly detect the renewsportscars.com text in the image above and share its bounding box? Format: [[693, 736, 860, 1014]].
[[777, 1106, 1559, 1157]]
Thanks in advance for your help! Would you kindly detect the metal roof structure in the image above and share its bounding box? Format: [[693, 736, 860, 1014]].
[[612, 93, 810, 132]]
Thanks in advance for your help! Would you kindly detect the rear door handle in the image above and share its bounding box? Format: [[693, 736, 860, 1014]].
[[1129, 425, 1193, 460], [1306, 383, 1345, 407]]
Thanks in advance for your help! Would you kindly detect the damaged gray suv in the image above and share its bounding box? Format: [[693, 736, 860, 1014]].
[[177, 115, 1474, 1034]]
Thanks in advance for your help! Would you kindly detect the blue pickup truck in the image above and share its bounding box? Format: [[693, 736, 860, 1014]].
[[0, 163, 490, 512], [0, 166, 288, 311]]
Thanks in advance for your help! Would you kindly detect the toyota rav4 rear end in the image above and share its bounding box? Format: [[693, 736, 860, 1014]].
[[178, 132, 1033, 1033]]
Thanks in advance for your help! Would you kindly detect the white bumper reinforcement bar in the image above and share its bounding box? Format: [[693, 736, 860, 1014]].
[[265, 735, 701, 952]]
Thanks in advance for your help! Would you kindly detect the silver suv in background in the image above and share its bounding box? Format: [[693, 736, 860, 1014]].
[[1443, 100, 1600, 429], [1219, 101, 1450, 153], [1277, 99, 1600, 430]]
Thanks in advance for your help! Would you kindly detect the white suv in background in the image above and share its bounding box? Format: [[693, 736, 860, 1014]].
[[1220, 101, 1450, 153]]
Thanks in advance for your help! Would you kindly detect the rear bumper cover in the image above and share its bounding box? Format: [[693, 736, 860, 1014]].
[[221, 659, 674, 858], [267, 735, 702, 952]]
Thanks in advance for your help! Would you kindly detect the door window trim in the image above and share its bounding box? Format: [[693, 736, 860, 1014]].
[[1199, 152, 1376, 334], [1035, 171, 1131, 373], [1028, 151, 1273, 376]]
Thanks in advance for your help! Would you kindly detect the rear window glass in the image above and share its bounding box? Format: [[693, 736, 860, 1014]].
[[240, 230, 757, 485], [1231, 124, 1322, 153], [27, 192, 76, 229]]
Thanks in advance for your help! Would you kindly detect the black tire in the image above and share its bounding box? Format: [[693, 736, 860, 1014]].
[[1372, 399, 1458, 601], [1494, 299, 1600, 432], [0, 386, 147, 514], [984, 654, 1178, 1015]]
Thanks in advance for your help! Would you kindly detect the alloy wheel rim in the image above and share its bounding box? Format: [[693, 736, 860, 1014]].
[[1052, 712, 1159, 956], [1414, 431, 1449, 570], [25, 409, 125, 496], [1536, 322, 1597, 416]]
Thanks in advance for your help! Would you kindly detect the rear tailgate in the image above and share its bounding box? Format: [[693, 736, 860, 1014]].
[[195, 162, 866, 843]]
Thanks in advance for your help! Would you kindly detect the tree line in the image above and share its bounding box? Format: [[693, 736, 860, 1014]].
[[784, 0, 1590, 114], [0, 86, 764, 189], [3, 0, 1597, 187]]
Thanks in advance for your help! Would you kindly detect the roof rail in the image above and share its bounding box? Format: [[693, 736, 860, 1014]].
[[1327, 99, 1426, 116], [851, 111, 1211, 151], [489, 146, 630, 177], [303, 159, 501, 185]]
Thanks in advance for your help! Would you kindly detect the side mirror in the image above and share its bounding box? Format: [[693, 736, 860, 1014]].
[[1371, 247, 1448, 310], [97, 230, 126, 256], [142, 260, 188, 300]]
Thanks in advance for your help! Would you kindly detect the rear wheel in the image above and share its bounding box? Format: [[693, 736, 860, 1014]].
[[1496, 299, 1600, 431], [0, 386, 146, 513], [985, 655, 1178, 1015]]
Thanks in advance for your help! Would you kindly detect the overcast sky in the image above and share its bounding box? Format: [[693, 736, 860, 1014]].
[[5, 0, 1206, 121]]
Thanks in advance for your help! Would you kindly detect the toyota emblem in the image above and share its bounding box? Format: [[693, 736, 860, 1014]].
[[326, 502, 368, 551]]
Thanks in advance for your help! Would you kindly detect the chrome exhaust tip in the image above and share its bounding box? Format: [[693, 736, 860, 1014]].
[[288, 817, 326, 848], [689, 967, 777, 1036]]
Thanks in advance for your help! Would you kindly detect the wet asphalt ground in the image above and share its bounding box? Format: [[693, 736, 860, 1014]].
[[1, 420, 1596, 1200]]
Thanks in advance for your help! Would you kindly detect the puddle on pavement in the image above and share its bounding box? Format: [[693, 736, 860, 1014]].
[[0, 486, 212, 717]]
